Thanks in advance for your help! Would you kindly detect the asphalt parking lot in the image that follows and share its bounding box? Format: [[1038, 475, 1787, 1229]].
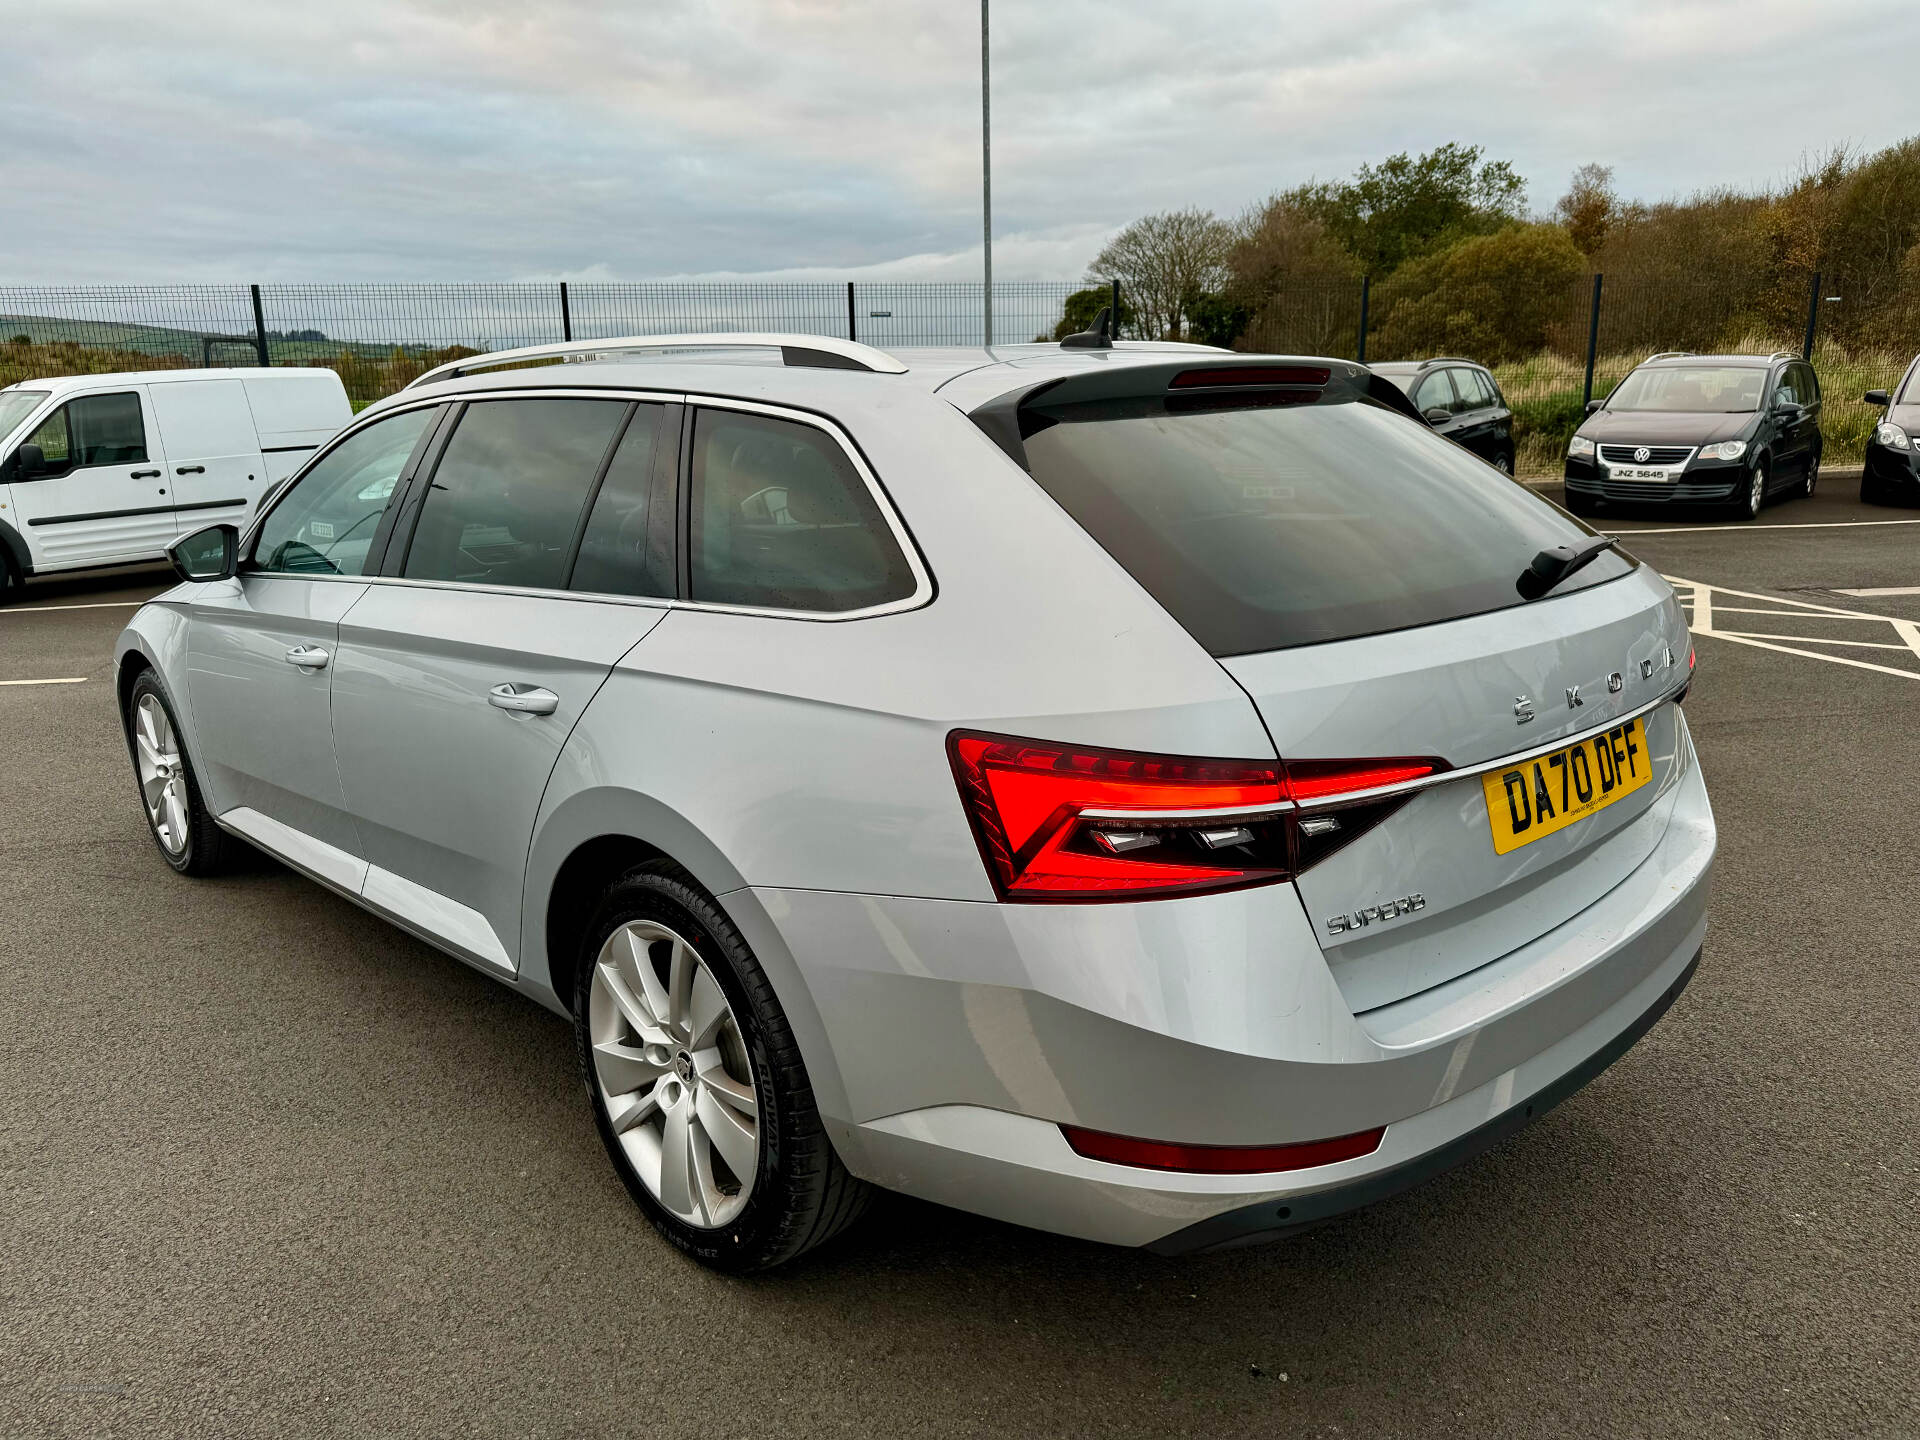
[[5, 474, 1918, 1439]]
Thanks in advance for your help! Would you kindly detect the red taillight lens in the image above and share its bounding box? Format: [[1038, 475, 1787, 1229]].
[[1283, 757, 1442, 802], [948, 732, 1449, 903], [948, 732, 1286, 901], [1061, 1123, 1385, 1174]]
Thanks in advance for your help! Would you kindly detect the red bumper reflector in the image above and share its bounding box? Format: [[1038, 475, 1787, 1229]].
[[1060, 1124, 1386, 1175]]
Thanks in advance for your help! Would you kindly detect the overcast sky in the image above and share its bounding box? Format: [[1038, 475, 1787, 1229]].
[[4, 0, 1916, 283]]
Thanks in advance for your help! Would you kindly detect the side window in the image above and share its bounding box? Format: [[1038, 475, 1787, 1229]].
[[688, 408, 916, 613], [1481, 371, 1507, 408], [1796, 363, 1820, 403], [68, 392, 148, 467], [1461, 369, 1496, 409], [23, 406, 73, 477], [254, 407, 436, 577], [402, 397, 627, 591], [1773, 368, 1800, 408], [569, 404, 669, 599], [1412, 370, 1456, 415]]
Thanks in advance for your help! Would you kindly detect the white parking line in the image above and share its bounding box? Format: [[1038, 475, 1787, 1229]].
[[0, 676, 88, 687], [1832, 586, 1920, 597], [1611, 519, 1920, 536], [0, 599, 153, 615], [1667, 574, 1920, 680]]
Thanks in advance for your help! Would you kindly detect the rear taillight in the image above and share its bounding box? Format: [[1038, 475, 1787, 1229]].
[[1061, 1123, 1386, 1174], [948, 731, 1444, 903]]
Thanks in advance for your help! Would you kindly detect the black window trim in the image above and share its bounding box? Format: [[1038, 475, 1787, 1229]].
[[240, 395, 449, 576], [242, 385, 934, 621]]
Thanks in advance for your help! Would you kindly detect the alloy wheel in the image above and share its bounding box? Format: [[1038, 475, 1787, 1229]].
[[1747, 463, 1766, 518], [1804, 451, 1820, 497], [588, 919, 760, 1229], [133, 693, 189, 855]]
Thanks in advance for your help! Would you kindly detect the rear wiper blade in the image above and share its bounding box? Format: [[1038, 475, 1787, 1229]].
[[1517, 534, 1617, 600]]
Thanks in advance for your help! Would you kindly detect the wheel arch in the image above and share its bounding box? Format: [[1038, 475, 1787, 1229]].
[[0, 517, 29, 581], [526, 794, 853, 1121]]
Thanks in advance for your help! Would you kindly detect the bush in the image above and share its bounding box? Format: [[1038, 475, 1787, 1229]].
[[1372, 224, 1588, 365]]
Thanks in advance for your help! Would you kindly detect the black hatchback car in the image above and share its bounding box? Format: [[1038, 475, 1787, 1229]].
[[1369, 358, 1516, 473], [1563, 352, 1823, 520], [1861, 354, 1920, 505]]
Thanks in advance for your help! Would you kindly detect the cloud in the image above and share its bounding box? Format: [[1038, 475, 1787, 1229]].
[[0, 0, 1913, 282]]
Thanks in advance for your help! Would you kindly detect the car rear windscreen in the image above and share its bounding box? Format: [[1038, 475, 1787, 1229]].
[[1017, 394, 1633, 656]]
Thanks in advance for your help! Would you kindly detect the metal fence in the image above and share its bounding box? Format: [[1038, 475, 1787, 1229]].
[[1, 275, 1913, 472]]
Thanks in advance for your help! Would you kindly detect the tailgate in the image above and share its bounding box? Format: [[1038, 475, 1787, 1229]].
[[1222, 567, 1693, 1013]]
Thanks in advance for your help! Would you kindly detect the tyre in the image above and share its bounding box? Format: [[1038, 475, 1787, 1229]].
[[1493, 452, 1514, 477], [0, 552, 21, 605], [1803, 445, 1821, 499], [1732, 458, 1768, 521], [125, 670, 235, 876], [1862, 473, 1889, 506], [575, 864, 871, 1272]]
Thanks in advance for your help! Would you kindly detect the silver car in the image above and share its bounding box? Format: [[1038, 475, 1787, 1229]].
[[116, 333, 1714, 1271]]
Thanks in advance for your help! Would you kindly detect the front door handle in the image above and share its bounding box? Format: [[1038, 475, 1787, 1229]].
[[175, 464, 205, 475], [131, 468, 161, 479], [487, 683, 559, 716], [284, 645, 330, 669]]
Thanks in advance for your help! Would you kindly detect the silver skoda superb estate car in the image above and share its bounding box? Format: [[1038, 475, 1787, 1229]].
[[116, 332, 1713, 1271]]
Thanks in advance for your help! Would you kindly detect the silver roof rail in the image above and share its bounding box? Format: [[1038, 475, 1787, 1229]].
[[1768, 350, 1801, 362], [1644, 351, 1692, 362], [402, 332, 909, 390]]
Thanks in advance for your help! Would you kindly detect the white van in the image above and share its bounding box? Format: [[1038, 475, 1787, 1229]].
[[0, 368, 351, 597]]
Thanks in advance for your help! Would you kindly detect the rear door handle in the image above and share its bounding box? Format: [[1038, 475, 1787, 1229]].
[[175, 464, 205, 475], [284, 645, 330, 669], [488, 683, 559, 716], [131, 468, 161, 479]]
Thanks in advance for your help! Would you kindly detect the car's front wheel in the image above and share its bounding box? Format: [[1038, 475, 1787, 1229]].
[[0, 553, 21, 606], [125, 671, 233, 875], [1803, 445, 1821, 498], [575, 865, 870, 1272], [1734, 458, 1768, 521]]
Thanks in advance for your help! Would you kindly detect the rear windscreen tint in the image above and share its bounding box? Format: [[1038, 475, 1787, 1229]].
[[1017, 396, 1633, 656]]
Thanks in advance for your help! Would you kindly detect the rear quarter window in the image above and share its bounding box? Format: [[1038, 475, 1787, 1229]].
[[1016, 391, 1633, 656]]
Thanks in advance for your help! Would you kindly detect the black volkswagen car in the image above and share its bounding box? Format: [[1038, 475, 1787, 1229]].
[[1563, 352, 1823, 520], [1369, 358, 1516, 473], [1862, 355, 1920, 505]]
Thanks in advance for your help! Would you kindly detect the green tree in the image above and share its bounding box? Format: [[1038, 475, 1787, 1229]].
[[1288, 143, 1527, 276], [1371, 224, 1587, 364]]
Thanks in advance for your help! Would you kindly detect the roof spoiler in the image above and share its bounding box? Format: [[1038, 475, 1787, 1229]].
[[401, 332, 909, 390]]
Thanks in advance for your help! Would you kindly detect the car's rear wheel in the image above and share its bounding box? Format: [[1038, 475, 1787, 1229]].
[[1734, 458, 1768, 521], [125, 672, 233, 876], [575, 865, 870, 1272]]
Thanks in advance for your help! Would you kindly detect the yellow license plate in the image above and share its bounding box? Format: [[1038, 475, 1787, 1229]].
[[1481, 716, 1651, 855]]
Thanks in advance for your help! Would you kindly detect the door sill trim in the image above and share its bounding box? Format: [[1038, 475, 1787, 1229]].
[[216, 806, 515, 977]]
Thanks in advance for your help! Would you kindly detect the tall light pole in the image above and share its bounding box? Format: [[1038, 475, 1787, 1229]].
[[980, 0, 992, 347]]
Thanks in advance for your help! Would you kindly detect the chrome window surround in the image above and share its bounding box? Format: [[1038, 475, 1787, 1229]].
[[240, 387, 934, 623], [1076, 684, 1688, 824]]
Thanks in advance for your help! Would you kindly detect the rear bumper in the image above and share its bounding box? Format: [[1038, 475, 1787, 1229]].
[[1150, 946, 1698, 1253], [728, 717, 1715, 1250]]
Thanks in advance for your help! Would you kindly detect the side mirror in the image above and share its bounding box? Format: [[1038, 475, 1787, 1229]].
[[1422, 407, 1450, 425], [168, 523, 239, 583], [1584, 400, 1603, 415], [1864, 390, 1891, 408], [14, 442, 46, 479]]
